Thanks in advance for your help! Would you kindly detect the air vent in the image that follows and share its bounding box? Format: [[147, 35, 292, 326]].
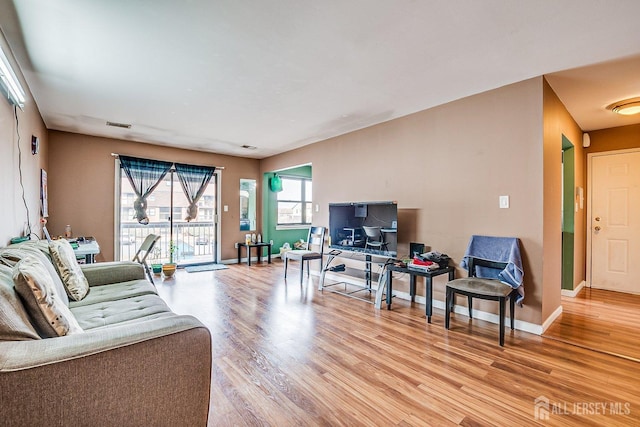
[[106, 121, 132, 129]]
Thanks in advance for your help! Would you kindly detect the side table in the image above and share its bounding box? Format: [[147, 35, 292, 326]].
[[384, 264, 455, 323], [237, 242, 272, 266]]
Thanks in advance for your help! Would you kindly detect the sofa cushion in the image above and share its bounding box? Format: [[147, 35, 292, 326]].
[[49, 239, 89, 301], [0, 264, 40, 340], [13, 256, 84, 337], [10, 240, 53, 262], [0, 246, 70, 306], [69, 279, 158, 308], [80, 261, 146, 286], [70, 294, 173, 330]]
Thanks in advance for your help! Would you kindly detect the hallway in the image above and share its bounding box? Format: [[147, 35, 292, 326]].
[[544, 287, 640, 362]]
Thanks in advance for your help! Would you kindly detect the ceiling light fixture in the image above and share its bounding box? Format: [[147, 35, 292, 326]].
[[241, 145, 257, 150], [606, 97, 640, 116], [0, 46, 26, 109]]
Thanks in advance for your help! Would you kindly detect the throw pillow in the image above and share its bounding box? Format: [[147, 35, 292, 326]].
[[13, 257, 83, 337], [0, 264, 40, 340], [49, 239, 90, 301], [0, 246, 70, 307], [10, 239, 53, 260]]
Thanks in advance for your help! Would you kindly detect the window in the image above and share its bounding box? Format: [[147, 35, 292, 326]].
[[202, 195, 214, 206], [201, 208, 213, 220], [121, 207, 136, 223], [172, 207, 182, 221], [117, 160, 219, 264], [159, 207, 170, 220], [277, 177, 312, 225], [159, 207, 182, 220], [121, 192, 134, 203]]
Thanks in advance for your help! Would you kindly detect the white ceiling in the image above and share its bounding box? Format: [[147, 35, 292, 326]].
[[1, 0, 640, 159]]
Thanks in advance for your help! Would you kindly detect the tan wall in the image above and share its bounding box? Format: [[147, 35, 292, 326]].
[[261, 78, 547, 325], [47, 131, 260, 262], [0, 35, 48, 244], [585, 123, 640, 154], [542, 79, 585, 321]]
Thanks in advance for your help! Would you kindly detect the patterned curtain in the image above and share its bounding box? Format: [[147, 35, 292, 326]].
[[119, 156, 172, 224], [174, 163, 216, 222]]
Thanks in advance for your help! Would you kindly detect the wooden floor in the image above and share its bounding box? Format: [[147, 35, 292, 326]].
[[544, 287, 640, 362], [155, 262, 640, 426]]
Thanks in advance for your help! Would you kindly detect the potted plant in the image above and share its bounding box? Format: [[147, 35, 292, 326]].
[[162, 241, 177, 278]]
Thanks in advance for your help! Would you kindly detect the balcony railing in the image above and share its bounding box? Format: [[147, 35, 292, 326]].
[[120, 221, 215, 265]]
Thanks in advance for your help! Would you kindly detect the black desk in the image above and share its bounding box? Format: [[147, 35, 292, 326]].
[[237, 242, 272, 266], [385, 264, 455, 323]]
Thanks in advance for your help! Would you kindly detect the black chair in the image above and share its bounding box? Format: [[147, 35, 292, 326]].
[[445, 257, 518, 346], [284, 226, 326, 285]]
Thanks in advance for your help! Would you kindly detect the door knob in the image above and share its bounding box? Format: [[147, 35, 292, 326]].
[[595, 216, 601, 221], [594, 226, 601, 231]]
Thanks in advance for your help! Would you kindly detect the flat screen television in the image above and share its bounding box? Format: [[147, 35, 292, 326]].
[[329, 201, 398, 257]]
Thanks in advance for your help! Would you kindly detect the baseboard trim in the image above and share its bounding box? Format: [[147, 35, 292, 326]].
[[431, 294, 544, 336], [561, 281, 586, 297], [540, 305, 563, 333], [245, 265, 552, 335], [321, 273, 545, 335], [221, 253, 282, 265]]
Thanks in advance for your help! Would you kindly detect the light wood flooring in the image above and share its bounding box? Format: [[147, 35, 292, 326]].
[[154, 262, 640, 426], [544, 287, 640, 362]]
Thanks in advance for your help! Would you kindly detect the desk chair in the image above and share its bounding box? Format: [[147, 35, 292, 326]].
[[284, 226, 326, 285], [362, 226, 387, 251], [445, 257, 519, 346], [133, 234, 161, 283]]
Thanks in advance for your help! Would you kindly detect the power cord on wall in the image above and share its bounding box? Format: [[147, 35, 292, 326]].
[[14, 104, 33, 238]]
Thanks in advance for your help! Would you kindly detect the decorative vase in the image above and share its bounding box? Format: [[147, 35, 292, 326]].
[[151, 264, 162, 275], [162, 263, 176, 278]]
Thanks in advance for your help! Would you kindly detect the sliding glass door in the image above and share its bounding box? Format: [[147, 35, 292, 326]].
[[118, 168, 218, 266]]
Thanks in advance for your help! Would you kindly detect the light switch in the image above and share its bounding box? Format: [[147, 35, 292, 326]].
[[499, 195, 509, 209], [315, 204, 319, 212], [223, 205, 228, 212]]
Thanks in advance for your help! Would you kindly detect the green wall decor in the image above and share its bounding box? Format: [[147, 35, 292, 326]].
[[269, 174, 283, 192]]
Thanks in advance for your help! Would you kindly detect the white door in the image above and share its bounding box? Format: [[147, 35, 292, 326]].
[[589, 150, 640, 293]]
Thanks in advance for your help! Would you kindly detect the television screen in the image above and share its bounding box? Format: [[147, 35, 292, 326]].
[[329, 201, 398, 257]]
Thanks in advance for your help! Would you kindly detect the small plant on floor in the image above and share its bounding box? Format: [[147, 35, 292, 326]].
[[162, 241, 178, 278], [168, 240, 177, 264]]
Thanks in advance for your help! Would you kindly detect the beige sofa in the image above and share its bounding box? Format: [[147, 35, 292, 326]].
[[0, 241, 211, 427]]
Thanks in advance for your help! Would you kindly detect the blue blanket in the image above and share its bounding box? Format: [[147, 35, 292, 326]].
[[460, 235, 524, 303]]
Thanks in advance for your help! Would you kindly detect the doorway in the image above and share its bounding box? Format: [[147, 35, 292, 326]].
[[588, 149, 640, 293], [117, 166, 220, 266]]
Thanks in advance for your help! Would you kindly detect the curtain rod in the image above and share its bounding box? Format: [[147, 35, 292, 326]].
[[110, 153, 224, 170]]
